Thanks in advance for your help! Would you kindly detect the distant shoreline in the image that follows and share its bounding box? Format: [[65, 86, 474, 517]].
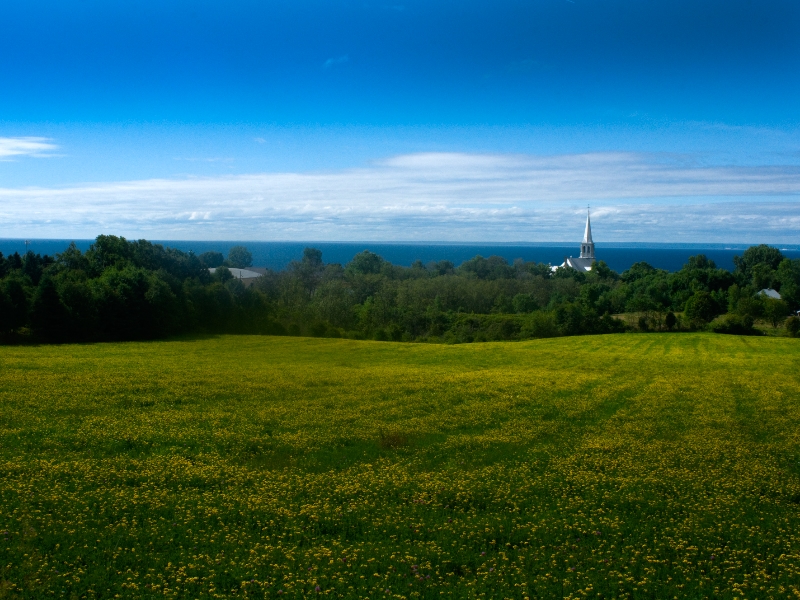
[[2, 238, 798, 250], [2, 238, 800, 273]]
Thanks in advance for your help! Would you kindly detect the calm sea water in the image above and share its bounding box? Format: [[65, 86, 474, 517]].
[[2, 239, 799, 273]]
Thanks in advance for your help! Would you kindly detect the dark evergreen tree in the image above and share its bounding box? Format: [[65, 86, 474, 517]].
[[31, 276, 67, 341]]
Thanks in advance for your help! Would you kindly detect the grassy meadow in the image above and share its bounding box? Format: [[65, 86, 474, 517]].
[[1, 334, 800, 599]]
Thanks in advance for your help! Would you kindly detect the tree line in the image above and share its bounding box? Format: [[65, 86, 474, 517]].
[[1, 235, 798, 343]]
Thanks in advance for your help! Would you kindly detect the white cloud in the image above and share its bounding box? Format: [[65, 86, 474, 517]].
[[0, 151, 799, 241], [323, 55, 349, 68], [0, 137, 58, 159]]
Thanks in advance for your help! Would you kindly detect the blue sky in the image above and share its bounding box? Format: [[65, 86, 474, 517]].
[[1, 0, 799, 242]]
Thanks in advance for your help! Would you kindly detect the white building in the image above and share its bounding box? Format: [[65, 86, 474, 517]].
[[758, 288, 781, 300], [208, 267, 267, 288], [552, 209, 597, 273]]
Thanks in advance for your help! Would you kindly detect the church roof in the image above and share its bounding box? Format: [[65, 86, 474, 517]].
[[551, 257, 595, 273], [583, 211, 593, 244], [568, 257, 595, 272]]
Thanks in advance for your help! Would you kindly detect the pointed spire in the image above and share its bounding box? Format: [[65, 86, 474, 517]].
[[583, 207, 593, 244]]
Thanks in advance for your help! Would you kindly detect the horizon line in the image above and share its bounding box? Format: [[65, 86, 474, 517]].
[[1, 237, 798, 250]]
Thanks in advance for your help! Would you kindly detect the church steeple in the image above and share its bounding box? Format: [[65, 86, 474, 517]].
[[551, 208, 598, 273], [580, 208, 595, 259]]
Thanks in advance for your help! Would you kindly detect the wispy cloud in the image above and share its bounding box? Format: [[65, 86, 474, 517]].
[[0, 152, 798, 241], [323, 55, 349, 69], [0, 137, 58, 159]]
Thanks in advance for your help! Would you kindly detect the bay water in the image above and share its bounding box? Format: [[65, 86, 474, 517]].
[[2, 239, 799, 273]]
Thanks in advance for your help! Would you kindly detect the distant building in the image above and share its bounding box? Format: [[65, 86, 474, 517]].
[[208, 267, 267, 288], [758, 288, 781, 300], [552, 209, 597, 273]]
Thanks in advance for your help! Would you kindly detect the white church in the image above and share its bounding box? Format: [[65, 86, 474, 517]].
[[552, 209, 596, 273]]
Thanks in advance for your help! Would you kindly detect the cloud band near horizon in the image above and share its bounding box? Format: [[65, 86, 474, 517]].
[[1, 152, 799, 242]]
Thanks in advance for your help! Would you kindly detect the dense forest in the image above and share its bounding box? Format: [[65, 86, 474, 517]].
[[1, 235, 799, 343]]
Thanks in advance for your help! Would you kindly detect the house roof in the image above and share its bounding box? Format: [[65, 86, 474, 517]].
[[758, 288, 781, 300], [209, 267, 262, 279]]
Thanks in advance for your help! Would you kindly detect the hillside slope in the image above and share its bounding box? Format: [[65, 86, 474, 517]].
[[1, 334, 799, 598]]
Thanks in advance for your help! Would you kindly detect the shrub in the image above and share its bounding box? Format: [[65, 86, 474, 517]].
[[786, 316, 800, 338], [684, 291, 719, 326], [711, 314, 759, 336], [387, 323, 404, 341], [763, 298, 789, 328], [521, 311, 559, 339], [310, 321, 328, 337], [599, 312, 626, 334]]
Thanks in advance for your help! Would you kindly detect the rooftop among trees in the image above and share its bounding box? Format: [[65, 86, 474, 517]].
[[1, 237, 798, 343]]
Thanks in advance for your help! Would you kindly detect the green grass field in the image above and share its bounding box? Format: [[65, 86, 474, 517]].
[[1, 334, 800, 599]]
